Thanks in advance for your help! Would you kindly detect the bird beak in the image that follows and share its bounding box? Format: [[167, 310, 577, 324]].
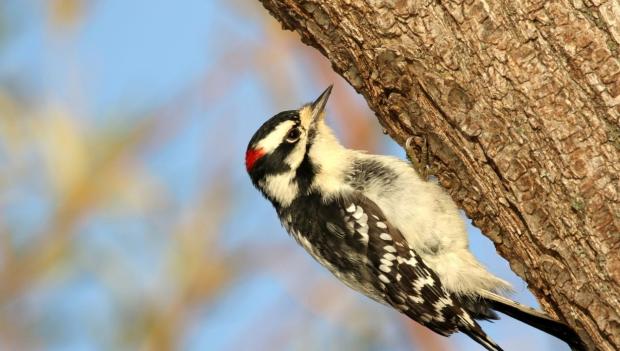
[[300, 85, 333, 129], [309, 85, 332, 123]]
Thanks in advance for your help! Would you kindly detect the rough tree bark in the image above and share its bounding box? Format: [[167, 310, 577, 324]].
[[259, 1, 620, 350]]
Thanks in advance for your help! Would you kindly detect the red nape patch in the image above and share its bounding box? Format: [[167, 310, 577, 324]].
[[245, 148, 265, 171]]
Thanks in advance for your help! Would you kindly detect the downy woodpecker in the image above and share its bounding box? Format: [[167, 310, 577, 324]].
[[245, 86, 584, 351]]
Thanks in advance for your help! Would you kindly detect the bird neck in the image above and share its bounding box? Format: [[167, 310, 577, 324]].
[[306, 122, 352, 198]]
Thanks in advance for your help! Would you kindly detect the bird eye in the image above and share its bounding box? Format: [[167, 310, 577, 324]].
[[285, 128, 301, 143]]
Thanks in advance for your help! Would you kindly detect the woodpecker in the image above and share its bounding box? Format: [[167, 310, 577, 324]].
[[245, 86, 584, 351]]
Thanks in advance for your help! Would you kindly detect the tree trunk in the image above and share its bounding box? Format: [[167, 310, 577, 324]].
[[258, 0, 620, 350]]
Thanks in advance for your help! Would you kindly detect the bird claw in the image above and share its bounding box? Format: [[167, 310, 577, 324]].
[[405, 134, 433, 181]]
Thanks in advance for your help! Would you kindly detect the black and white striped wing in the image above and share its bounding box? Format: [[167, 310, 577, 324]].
[[339, 193, 473, 336], [282, 191, 482, 337]]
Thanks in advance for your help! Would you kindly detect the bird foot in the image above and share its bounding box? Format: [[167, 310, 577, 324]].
[[405, 134, 435, 181]]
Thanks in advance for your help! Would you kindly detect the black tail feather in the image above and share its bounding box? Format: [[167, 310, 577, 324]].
[[480, 291, 586, 351], [459, 326, 504, 351]]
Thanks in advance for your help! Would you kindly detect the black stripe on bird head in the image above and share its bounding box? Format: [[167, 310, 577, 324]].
[[247, 110, 300, 150], [246, 110, 311, 186], [246, 107, 322, 196]]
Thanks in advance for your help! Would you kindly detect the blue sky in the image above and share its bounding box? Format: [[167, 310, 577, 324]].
[[0, 1, 568, 350]]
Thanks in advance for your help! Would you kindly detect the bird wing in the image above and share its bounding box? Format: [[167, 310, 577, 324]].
[[282, 190, 499, 349], [336, 192, 466, 335]]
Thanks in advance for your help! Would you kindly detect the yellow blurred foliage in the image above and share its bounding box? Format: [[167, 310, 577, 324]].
[[0, 91, 20, 155], [36, 108, 88, 194], [48, 0, 86, 29]]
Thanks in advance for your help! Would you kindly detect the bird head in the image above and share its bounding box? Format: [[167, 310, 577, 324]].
[[245, 85, 334, 207]]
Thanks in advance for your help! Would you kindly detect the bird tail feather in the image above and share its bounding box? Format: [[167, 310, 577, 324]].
[[459, 325, 504, 351], [478, 290, 586, 351]]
